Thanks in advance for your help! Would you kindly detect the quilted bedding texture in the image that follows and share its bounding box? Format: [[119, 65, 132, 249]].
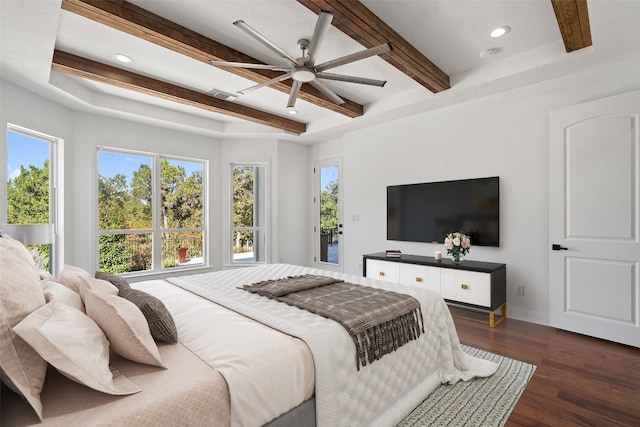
[[168, 263, 498, 427]]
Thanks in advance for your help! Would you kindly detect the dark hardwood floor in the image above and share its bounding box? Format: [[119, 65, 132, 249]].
[[452, 315, 640, 427]]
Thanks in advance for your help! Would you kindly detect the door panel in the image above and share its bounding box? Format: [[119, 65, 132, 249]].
[[566, 117, 635, 240], [549, 90, 640, 348], [566, 257, 635, 323]]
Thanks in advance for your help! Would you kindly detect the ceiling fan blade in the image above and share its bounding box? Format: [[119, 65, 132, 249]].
[[306, 10, 333, 65], [238, 72, 293, 95], [315, 42, 393, 72], [208, 60, 289, 72], [310, 80, 345, 105], [316, 72, 386, 87], [234, 20, 298, 66], [287, 80, 303, 108]]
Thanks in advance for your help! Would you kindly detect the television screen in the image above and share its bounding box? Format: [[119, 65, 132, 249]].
[[387, 176, 499, 247]]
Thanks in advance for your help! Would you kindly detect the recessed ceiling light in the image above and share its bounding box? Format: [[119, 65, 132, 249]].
[[287, 108, 298, 115], [113, 54, 133, 63], [490, 26, 511, 38]]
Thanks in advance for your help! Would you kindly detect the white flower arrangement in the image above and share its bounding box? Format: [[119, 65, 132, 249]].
[[444, 232, 471, 263]]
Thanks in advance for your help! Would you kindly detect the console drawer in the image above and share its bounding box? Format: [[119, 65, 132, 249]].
[[440, 269, 491, 307], [399, 264, 441, 293], [365, 259, 400, 283]]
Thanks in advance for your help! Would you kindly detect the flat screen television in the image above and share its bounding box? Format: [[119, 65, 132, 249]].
[[387, 176, 499, 247]]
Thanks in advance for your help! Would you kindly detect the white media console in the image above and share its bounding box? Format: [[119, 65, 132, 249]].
[[363, 252, 507, 327]]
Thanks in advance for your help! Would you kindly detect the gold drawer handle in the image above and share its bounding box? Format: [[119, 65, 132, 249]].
[[415, 277, 422, 283], [379, 272, 385, 277], [461, 284, 468, 290]]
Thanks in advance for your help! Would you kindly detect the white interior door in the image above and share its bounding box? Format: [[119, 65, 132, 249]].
[[549, 90, 640, 348], [314, 158, 343, 272]]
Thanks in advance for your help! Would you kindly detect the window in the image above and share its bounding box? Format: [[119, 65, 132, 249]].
[[231, 163, 266, 263], [5, 125, 59, 274], [97, 148, 205, 274]]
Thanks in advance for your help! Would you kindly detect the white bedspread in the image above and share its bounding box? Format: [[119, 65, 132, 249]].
[[133, 279, 314, 427], [166, 264, 498, 427]]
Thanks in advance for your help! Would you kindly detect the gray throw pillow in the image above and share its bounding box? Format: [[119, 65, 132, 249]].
[[95, 271, 131, 292], [118, 288, 178, 343]]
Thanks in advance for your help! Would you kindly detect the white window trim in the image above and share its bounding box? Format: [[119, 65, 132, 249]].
[[227, 161, 269, 266], [5, 124, 64, 277], [95, 146, 208, 276]]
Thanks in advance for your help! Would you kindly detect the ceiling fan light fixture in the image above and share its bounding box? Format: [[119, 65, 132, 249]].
[[490, 26, 510, 38], [292, 67, 316, 82], [209, 10, 391, 109]]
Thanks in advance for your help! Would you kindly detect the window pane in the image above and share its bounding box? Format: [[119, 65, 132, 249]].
[[6, 131, 50, 224], [97, 149, 207, 274], [162, 231, 203, 268], [233, 165, 254, 227], [98, 233, 152, 273], [7, 129, 52, 271], [232, 229, 265, 263], [319, 166, 339, 264], [161, 159, 203, 229], [98, 151, 152, 230], [232, 164, 266, 264]]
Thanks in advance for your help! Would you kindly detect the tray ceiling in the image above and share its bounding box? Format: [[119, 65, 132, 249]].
[[2, 0, 639, 142]]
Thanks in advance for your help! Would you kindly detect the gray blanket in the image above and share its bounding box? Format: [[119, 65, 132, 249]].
[[243, 275, 424, 369]]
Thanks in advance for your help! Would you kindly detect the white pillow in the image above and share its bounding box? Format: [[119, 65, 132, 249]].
[[58, 264, 91, 293], [12, 301, 141, 395], [1, 233, 39, 273], [38, 269, 54, 281], [0, 234, 47, 421], [41, 280, 85, 313], [78, 276, 119, 296], [82, 290, 165, 368]]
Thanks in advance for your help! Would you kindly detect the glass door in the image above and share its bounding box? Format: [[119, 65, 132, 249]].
[[315, 158, 342, 271]]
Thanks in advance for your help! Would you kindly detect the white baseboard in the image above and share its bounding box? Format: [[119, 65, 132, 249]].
[[506, 306, 549, 326]]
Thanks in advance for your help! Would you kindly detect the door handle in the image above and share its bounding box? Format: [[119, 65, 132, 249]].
[[552, 244, 568, 251]]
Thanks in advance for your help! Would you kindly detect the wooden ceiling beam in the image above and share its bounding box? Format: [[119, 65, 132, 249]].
[[551, 0, 592, 52], [52, 50, 307, 135], [297, 0, 450, 93], [60, 0, 363, 118]]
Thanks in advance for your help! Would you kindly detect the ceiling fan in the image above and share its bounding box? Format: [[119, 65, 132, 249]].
[[208, 9, 393, 108]]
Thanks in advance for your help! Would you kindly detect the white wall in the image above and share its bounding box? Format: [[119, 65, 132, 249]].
[[276, 140, 310, 266], [312, 55, 640, 324]]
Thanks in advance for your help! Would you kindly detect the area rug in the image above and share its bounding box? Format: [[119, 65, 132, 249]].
[[397, 345, 536, 427]]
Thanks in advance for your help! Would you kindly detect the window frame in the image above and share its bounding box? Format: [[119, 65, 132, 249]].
[[96, 146, 208, 276], [229, 162, 268, 265], [5, 124, 63, 276]]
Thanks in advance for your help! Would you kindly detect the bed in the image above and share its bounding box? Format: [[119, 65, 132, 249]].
[[1, 234, 497, 427]]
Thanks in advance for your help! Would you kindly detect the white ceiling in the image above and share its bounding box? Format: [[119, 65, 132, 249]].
[[2, 0, 640, 143]]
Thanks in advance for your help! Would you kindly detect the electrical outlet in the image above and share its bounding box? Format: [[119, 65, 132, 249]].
[[515, 286, 525, 296]]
